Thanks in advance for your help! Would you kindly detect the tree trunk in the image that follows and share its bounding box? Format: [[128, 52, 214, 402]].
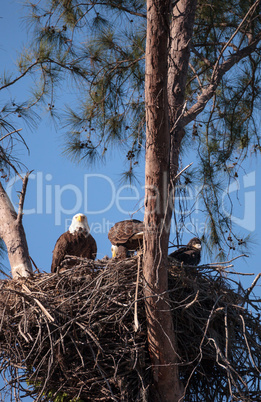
[[168, 0, 198, 180], [0, 182, 33, 279], [143, 1, 183, 401]]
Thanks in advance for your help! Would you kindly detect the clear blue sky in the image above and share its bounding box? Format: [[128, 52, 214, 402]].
[[1, 1, 261, 400]]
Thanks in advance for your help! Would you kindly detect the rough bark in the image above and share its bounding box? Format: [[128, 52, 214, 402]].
[[168, 0, 198, 180], [0, 181, 33, 279], [143, 1, 183, 401]]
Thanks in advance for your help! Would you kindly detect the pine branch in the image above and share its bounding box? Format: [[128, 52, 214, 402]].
[[181, 32, 261, 128], [108, 2, 146, 19], [0, 129, 23, 142], [0, 61, 38, 91]]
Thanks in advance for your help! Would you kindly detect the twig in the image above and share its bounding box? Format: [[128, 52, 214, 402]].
[[173, 162, 193, 182], [134, 255, 141, 332], [0, 129, 23, 142], [88, 343, 118, 402], [0, 152, 23, 179], [207, 254, 249, 265], [17, 171, 33, 224], [212, 0, 261, 77], [30, 256, 40, 273], [243, 272, 261, 304], [184, 290, 199, 310], [170, 100, 188, 134], [240, 314, 261, 375], [168, 242, 191, 249], [21, 284, 55, 322], [224, 271, 254, 276], [0, 60, 39, 91]]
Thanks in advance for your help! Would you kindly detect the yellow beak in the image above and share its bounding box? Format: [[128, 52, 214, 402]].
[[77, 215, 84, 222], [112, 246, 117, 258]]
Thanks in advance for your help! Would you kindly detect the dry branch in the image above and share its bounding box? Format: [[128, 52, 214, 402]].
[[0, 180, 33, 279], [17, 172, 33, 224]]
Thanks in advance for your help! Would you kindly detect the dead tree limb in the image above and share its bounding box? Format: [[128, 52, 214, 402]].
[[0, 174, 33, 279]]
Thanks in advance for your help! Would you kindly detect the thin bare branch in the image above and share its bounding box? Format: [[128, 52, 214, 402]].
[[0, 61, 38, 91], [174, 162, 193, 182], [21, 284, 55, 323], [244, 272, 261, 302], [0, 129, 23, 142], [17, 171, 33, 224], [212, 0, 261, 77]]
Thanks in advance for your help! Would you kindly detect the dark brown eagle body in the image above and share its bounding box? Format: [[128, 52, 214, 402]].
[[51, 230, 97, 273], [169, 237, 201, 266], [108, 219, 144, 259], [51, 214, 97, 273]]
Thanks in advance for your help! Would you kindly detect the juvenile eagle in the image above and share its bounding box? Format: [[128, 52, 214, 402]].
[[51, 213, 97, 273], [169, 237, 201, 266], [108, 219, 144, 259]]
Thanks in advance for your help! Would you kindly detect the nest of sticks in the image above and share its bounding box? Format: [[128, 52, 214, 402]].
[[0, 256, 260, 401]]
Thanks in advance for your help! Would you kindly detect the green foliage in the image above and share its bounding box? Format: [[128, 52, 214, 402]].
[[4, 0, 261, 256], [178, 0, 261, 256], [46, 389, 84, 402], [22, 0, 261, 162], [21, 0, 146, 174], [0, 1, 259, 400], [26, 372, 85, 402]]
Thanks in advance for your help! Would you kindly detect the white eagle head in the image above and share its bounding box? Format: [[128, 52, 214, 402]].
[[69, 213, 90, 234]]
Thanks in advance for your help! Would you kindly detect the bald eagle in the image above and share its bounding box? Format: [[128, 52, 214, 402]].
[[51, 213, 97, 273], [108, 219, 144, 259], [169, 237, 201, 265]]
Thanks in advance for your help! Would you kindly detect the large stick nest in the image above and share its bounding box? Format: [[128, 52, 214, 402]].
[[0, 256, 260, 401]]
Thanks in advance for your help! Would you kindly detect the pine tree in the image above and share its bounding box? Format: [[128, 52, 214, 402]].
[[1, 0, 261, 400], [17, 0, 261, 254], [0, 79, 37, 278]]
